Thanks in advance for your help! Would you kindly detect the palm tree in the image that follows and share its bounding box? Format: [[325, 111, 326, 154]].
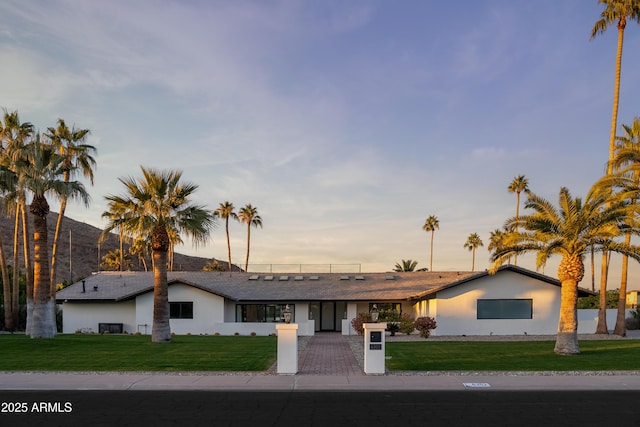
[[103, 167, 214, 342], [489, 175, 640, 354], [591, 0, 640, 335], [100, 249, 133, 271], [507, 175, 529, 266], [213, 201, 238, 272], [100, 199, 129, 272], [393, 259, 427, 272], [46, 119, 95, 294], [238, 204, 262, 272], [0, 166, 16, 330], [22, 135, 90, 338], [0, 109, 34, 330], [488, 228, 506, 254], [591, 0, 640, 175], [609, 117, 640, 336], [422, 215, 439, 271], [464, 233, 484, 271]]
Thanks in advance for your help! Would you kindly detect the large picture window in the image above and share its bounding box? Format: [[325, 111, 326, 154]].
[[236, 304, 295, 323], [170, 302, 194, 319], [477, 299, 532, 319]]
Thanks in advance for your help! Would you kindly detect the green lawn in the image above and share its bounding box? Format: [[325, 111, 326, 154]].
[[385, 340, 640, 371], [3, 335, 640, 373], [0, 334, 277, 372]]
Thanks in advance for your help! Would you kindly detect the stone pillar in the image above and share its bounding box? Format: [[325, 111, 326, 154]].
[[363, 323, 387, 375], [276, 323, 298, 374]]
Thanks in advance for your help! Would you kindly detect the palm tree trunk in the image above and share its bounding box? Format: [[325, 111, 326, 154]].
[[244, 224, 251, 272], [555, 254, 582, 355], [613, 234, 631, 336], [11, 208, 20, 329], [50, 196, 68, 293], [21, 201, 34, 336], [471, 249, 475, 272], [596, 253, 609, 334], [429, 231, 434, 272], [151, 224, 171, 343], [225, 219, 231, 272], [0, 232, 13, 331], [29, 195, 55, 338], [554, 278, 580, 355]]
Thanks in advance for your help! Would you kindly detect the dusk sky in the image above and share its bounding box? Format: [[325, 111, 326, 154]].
[[1, 1, 640, 288]]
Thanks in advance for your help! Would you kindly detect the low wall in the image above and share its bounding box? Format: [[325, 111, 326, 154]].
[[577, 309, 633, 334], [210, 321, 315, 337]]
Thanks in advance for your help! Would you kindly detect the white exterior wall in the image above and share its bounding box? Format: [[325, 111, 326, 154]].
[[61, 301, 136, 334], [432, 271, 561, 336], [135, 284, 225, 335], [577, 309, 634, 334]]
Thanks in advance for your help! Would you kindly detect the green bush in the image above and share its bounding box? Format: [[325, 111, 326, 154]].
[[399, 313, 415, 335], [414, 316, 437, 338], [386, 322, 400, 336]]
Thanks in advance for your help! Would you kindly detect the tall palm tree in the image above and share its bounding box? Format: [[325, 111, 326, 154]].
[[422, 215, 439, 271], [46, 119, 95, 292], [103, 167, 214, 342], [22, 135, 90, 338], [238, 204, 262, 272], [0, 166, 16, 330], [609, 117, 640, 336], [591, 0, 640, 175], [507, 175, 529, 266], [489, 174, 640, 354], [0, 109, 34, 330], [591, 0, 640, 335], [213, 201, 238, 272], [464, 233, 484, 271]]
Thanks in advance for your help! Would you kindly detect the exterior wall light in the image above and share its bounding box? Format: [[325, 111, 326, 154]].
[[370, 304, 379, 323], [283, 304, 292, 324]]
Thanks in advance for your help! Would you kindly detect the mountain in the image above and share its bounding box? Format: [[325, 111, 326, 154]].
[[0, 212, 220, 283]]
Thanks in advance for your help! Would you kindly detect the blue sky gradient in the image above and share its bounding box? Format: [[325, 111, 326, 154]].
[[1, 1, 640, 287]]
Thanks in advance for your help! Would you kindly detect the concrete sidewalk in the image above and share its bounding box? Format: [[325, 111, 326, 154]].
[[2, 371, 640, 391], [3, 332, 640, 391]]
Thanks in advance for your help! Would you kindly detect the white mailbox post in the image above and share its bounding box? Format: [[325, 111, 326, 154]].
[[276, 323, 298, 375], [363, 322, 387, 375]]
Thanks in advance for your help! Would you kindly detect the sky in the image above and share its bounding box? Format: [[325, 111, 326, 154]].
[[1, 1, 640, 288]]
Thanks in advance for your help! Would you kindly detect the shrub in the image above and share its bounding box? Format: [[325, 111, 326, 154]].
[[350, 312, 372, 335], [386, 322, 400, 336], [414, 316, 437, 338], [626, 316, 640, 330], [250, 332, 257, 336], [399, 313, 415, 335]]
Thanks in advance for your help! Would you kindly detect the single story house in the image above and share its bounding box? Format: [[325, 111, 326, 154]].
[[56, 265, 597, 336]]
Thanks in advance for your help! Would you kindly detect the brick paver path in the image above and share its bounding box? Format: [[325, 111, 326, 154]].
[[298, 333, 364, 376]]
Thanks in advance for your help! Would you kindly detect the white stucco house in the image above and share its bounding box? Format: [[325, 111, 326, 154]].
[[56, 265, 598, 336]]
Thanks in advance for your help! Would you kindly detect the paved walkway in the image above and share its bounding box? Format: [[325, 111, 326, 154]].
[[298, 333, 363, 376]]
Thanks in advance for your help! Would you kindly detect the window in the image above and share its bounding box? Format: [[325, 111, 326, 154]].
[[170, 302, 193, 319], [477, 299, 532, 319], [368, 303, 402, 321], [236, 304, 295, 323]]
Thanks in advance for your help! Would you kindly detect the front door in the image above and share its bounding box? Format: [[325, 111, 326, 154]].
[[321, 302, 335, 331]]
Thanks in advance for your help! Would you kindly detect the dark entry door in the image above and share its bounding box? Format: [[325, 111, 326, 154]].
[[321, 302, 335, 331]]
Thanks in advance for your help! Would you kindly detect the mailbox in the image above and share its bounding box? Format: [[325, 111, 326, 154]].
[[363, 322, 387, 374]]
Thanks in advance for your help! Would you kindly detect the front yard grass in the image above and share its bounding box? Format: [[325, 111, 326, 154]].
[[385, 340, 640, 371], [0, 334, 276, 372]]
